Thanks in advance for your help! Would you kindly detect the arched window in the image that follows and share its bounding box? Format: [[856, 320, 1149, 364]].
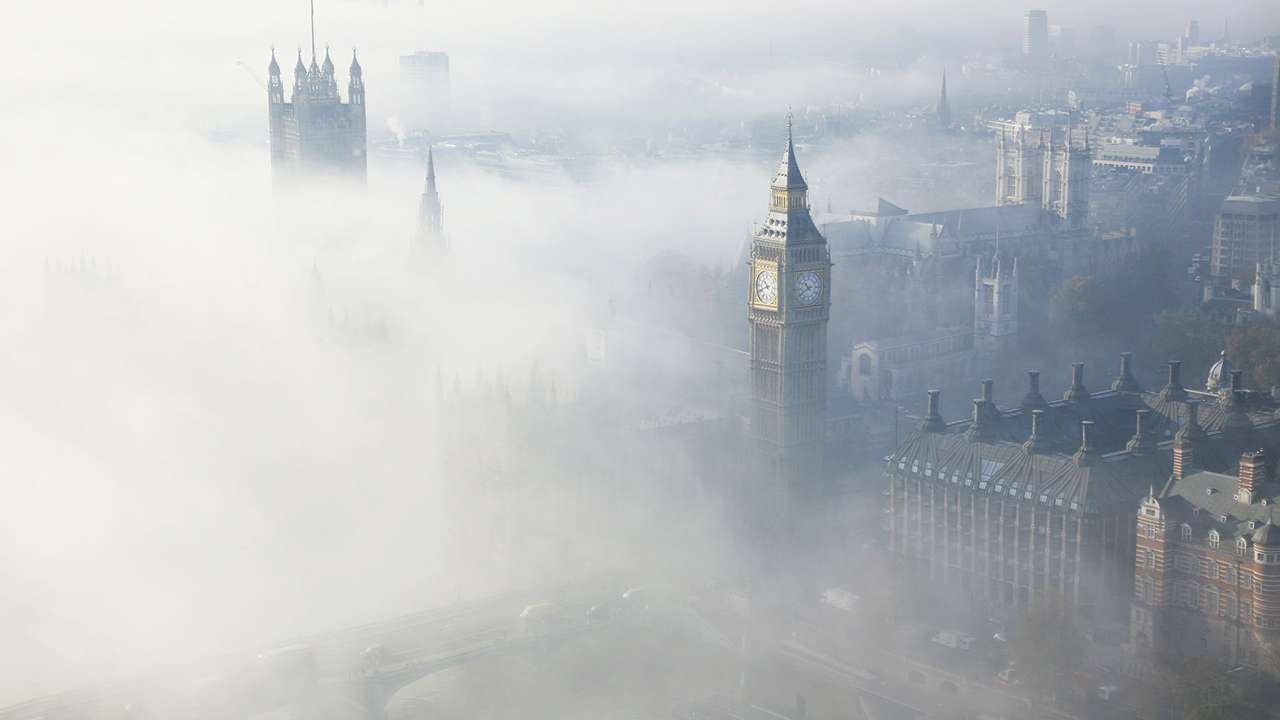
[[1238, 537, 1248, 557], [1181, 523, 1192, 542], [858, 354, 872, 377], [1146, 550, 1156, 569], [1209, 530, 1220, 549]]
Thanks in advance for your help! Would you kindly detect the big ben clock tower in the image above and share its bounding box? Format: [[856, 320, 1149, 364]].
[[748, 117, 830, 492]]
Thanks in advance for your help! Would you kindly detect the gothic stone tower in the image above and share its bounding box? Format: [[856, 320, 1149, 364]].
[[749, 120, 831, 492], [267, 45, 367, 191], [974, 255, 1018, 360], [996, 125, 1089, 228]]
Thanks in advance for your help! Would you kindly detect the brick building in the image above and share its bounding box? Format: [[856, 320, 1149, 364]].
[[1131, 372, 1280, 666]]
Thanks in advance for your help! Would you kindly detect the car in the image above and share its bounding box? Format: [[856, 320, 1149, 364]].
[[993, 632, 1009, 643], [996, 667, 1020, 687], [1098, 684, 1120, 701]]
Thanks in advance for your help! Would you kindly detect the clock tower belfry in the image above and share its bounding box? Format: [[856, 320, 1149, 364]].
[[748, 117, 831, 491]]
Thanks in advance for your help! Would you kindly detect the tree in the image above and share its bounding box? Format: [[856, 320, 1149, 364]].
[[1008, 599, 1084, 701], [1172, 658, 1247, 720], [1145, 310, 1227, 379], [1227, 320, 1280, 390]]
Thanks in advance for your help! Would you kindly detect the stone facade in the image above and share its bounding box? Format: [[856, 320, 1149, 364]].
[[267, 47, 367, 190]]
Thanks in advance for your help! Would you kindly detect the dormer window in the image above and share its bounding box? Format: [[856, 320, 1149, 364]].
[[1238, 537, 1248, 556], [1181, 523, 1192, 542], [1249, 521, 1258, 530], [1209, 530, 1220, 549]]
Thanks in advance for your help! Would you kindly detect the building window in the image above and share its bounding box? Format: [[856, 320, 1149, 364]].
[[1146, 550, 1156, 570], [1209, 530, 1220, 549], [858, 354, 872, 376], [1182, 524, 1192, 542], [1238, 538, 1248, 557]]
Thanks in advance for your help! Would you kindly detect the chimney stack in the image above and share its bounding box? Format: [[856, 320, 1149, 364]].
[[1064, 362, 1089, 403], [1161, 360, 1187, 402], [1112, 352, 1141, 393], [1023, 409, 1044, 454], [966, 398, 990, 442], [1126, 409, 1155, 454], [1238, 449, 1266, 504], [1173, 400, 1204, 479], [922, 390, 946, 432], [1022, 370, 1048, 410], [1073, 420, 1098, 466]]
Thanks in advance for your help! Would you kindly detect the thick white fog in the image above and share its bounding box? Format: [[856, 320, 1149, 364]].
[[2, 0, 1278, 708]]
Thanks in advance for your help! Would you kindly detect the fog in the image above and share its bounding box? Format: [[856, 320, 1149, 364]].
[[3, 0, 1280, 716]]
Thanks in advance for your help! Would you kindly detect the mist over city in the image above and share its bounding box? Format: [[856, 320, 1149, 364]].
[[3, 1, 1280, 719]]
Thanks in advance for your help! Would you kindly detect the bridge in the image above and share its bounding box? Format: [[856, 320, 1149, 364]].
[[0, 586, 730, 720]]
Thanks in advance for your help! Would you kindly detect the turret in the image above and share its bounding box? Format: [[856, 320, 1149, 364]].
[[267, 48, 285, 105], [293, 49, 307, 98]]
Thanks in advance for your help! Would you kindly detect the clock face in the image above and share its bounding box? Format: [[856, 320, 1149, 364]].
[[755, 269, 778, 305], [795, 271, 822, 305]]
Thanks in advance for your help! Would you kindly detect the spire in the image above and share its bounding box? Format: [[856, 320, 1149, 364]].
[[322, 45, 335, 75], [349, 48, 362, 77], [772, 112, 808, 192], [268, 47, 281, 75], [416, 146, 445, 249], [294, 48, 306, 76], [426, 145, 437, 193]]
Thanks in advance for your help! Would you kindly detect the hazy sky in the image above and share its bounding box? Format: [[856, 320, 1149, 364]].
[[0, 0, 1277, 708]]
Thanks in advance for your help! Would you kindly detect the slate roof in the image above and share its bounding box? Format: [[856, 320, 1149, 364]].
[[887, 359, 1280, 516]]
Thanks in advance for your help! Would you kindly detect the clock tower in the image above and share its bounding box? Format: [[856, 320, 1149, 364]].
[[748, 118, 830, 492]]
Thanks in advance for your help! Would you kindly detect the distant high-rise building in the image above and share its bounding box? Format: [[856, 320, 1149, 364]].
[[1023, 10, 1049, 60], [399, 51, 451, 130], [267, 45, 367, 189], [1271, 54, 1279, 131], [935, 69, 951, 129], [1184, 19, 1200, 46], [415, 147, 445, 251]]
